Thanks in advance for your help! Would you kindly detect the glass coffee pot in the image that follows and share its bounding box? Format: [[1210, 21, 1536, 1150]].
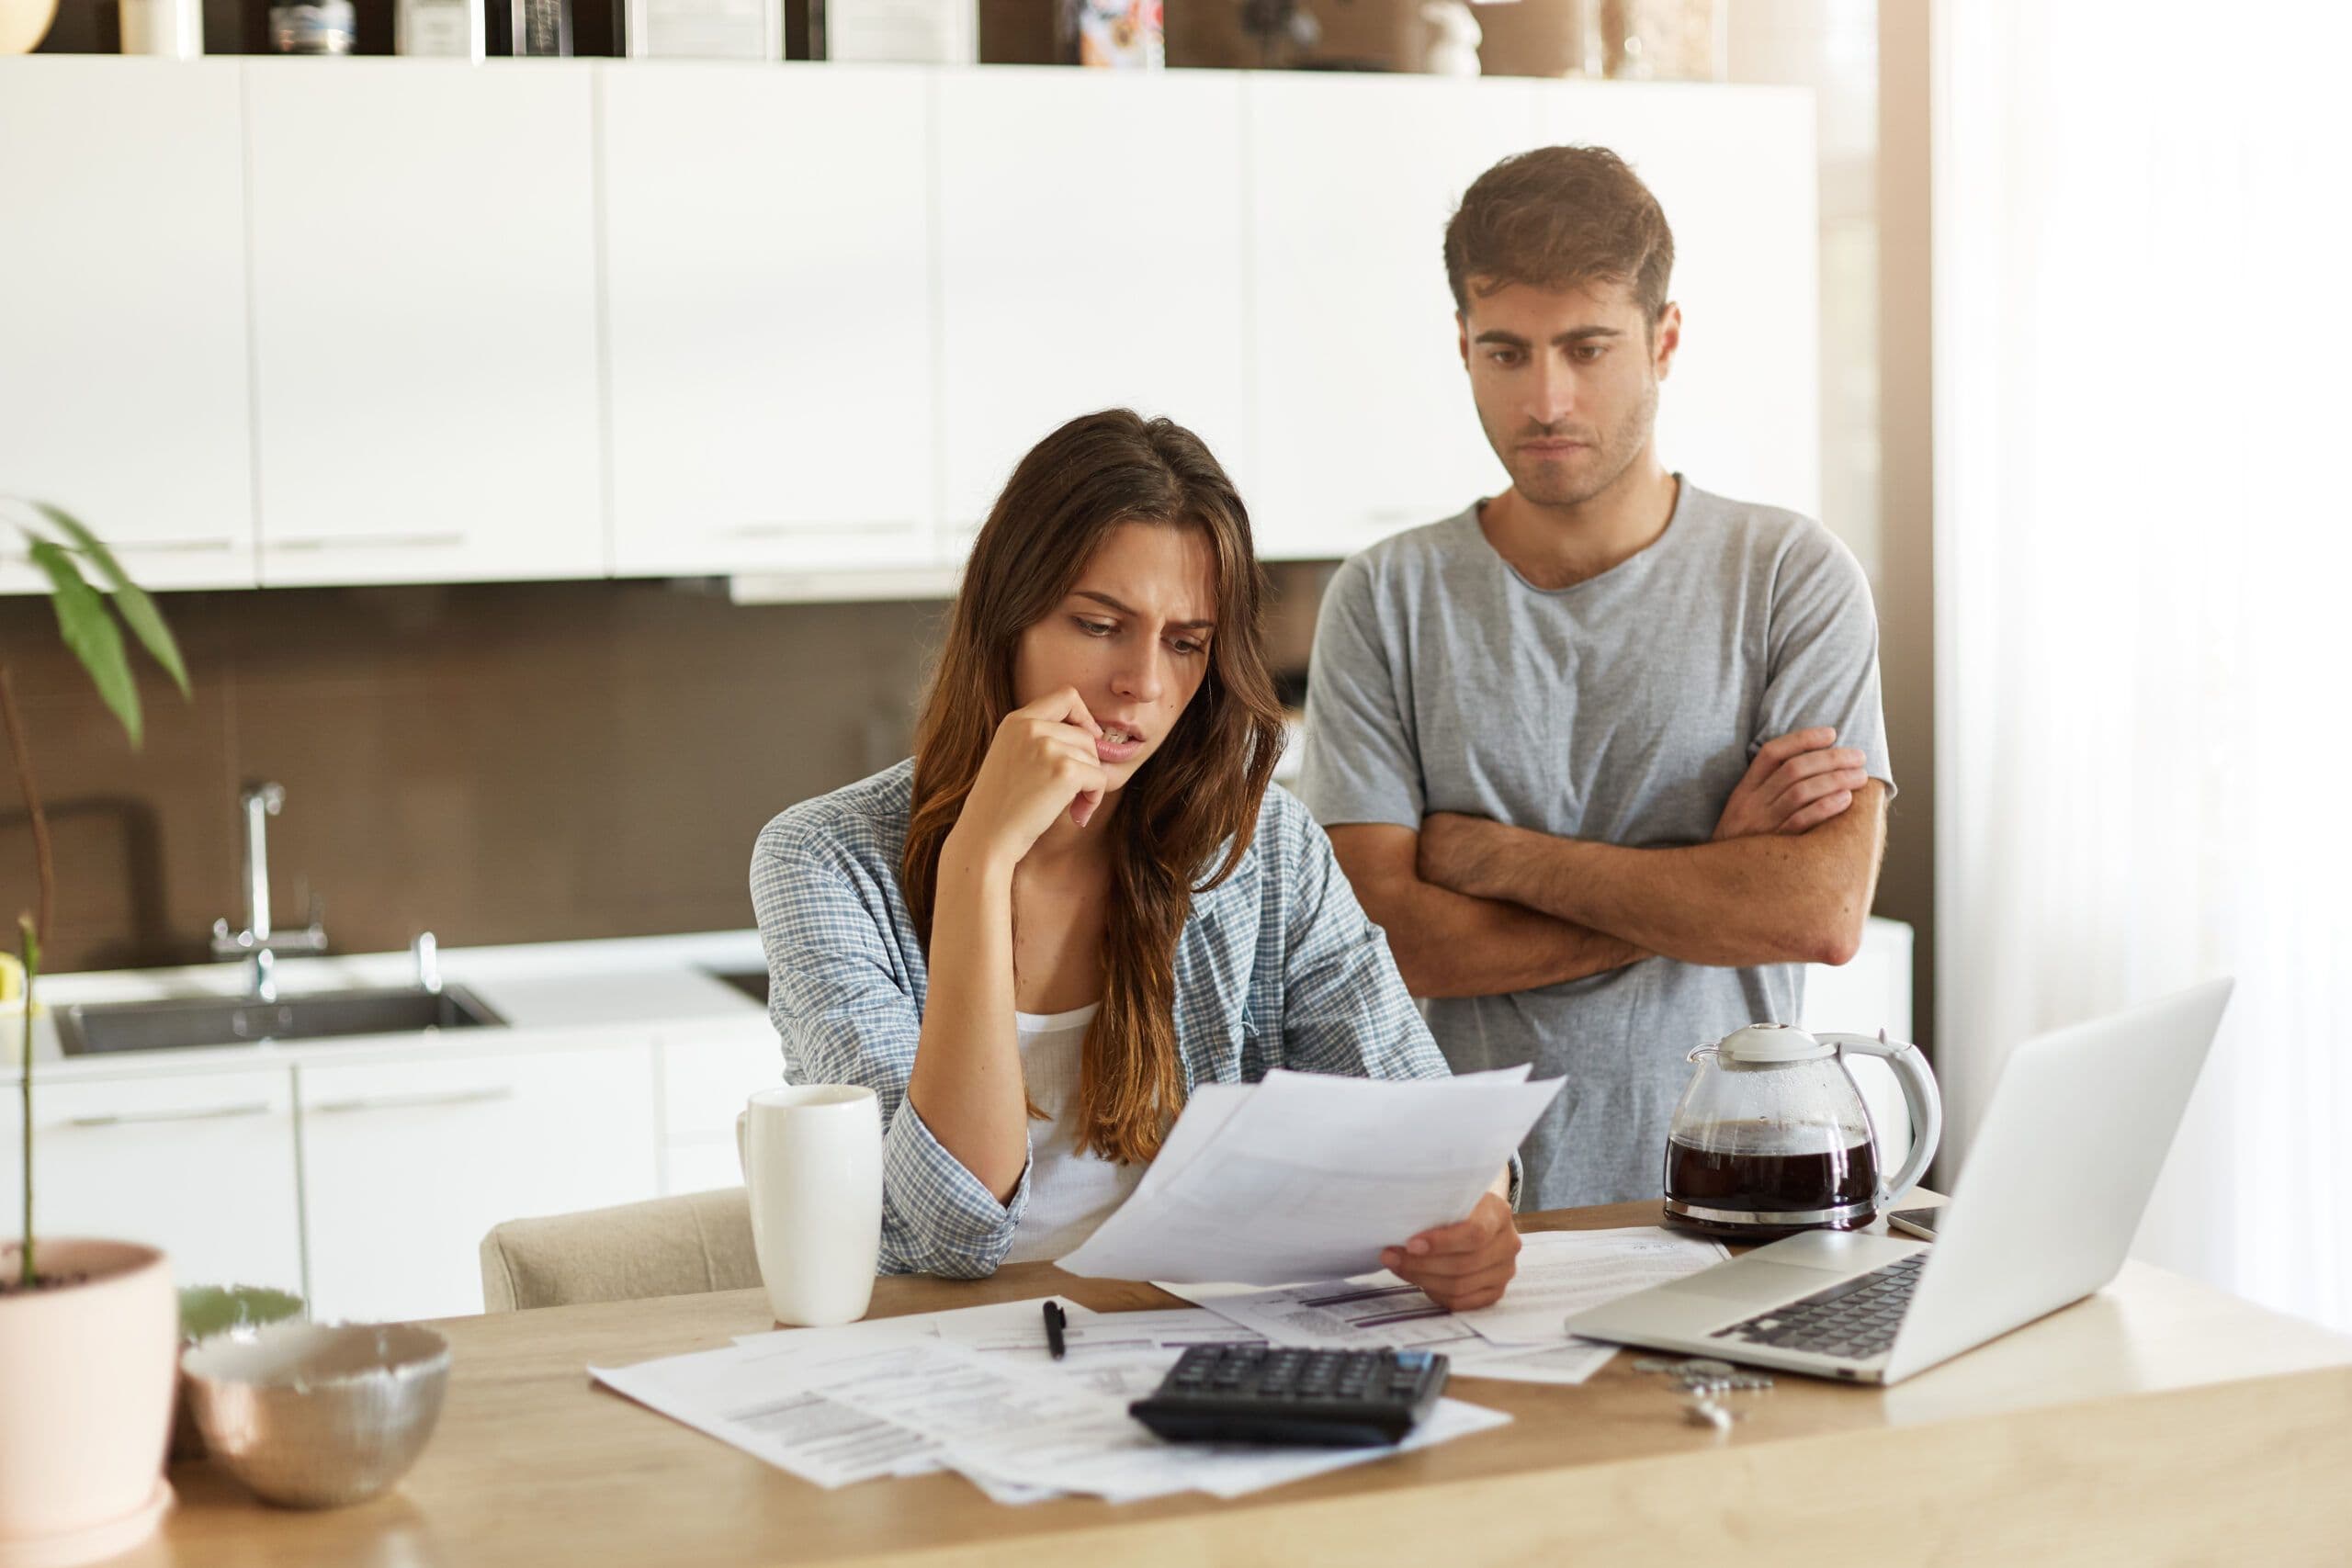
[[1662, 1024, 1942, 1242]]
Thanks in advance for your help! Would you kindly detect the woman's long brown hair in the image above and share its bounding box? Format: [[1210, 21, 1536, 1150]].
[[901, 410, 1286, 1165]]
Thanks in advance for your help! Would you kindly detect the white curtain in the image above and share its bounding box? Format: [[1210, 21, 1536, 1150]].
[[1934, 2, 2352, 1330]]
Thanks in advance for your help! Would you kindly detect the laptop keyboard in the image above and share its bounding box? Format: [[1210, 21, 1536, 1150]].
[[1710, 1250, 1930, 1360]]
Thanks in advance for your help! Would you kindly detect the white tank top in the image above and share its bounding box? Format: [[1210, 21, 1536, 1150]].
[[1000, 1001, 1148, 1265]]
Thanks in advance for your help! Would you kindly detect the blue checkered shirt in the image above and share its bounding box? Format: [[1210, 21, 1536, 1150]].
[[750, 760, 1478, 1279]]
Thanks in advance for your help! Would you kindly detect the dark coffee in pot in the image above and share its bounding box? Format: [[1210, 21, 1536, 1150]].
[[1663, 1122, 1879, 1241]]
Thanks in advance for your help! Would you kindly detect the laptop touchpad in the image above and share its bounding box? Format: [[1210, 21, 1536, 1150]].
[[1668, 1260, 1844, 1303]]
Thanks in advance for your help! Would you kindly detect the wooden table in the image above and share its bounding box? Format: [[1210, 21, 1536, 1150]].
[[132, 1201, 2352, 1566]]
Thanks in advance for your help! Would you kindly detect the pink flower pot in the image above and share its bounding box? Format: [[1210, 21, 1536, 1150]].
[[0, 1240, 177, 1567]]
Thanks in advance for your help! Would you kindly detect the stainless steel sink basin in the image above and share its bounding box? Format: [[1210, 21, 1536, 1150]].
[[54, 986, 505, 1056], [708, 967, 769, 1006]]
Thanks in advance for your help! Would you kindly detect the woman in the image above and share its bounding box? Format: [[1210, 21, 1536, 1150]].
[[751, 410, 1519, 1308]]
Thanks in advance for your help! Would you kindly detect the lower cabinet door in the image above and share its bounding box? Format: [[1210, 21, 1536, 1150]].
[[297, 1040, 661, 1323], [4, 1066, 304, 1299], [657, 1018, 784, 1198]]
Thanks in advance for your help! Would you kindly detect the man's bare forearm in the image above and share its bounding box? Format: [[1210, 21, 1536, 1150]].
[[1425, 786, 1885, 968], [1372, 878, 1645, 998], [1328, 825, 1645, 998]]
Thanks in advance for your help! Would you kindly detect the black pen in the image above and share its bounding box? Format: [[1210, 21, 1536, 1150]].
[[1042, 1299, 1068, 1360]]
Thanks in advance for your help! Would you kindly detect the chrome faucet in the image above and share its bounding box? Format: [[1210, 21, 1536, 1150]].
[[211, 782, 328, 1001]]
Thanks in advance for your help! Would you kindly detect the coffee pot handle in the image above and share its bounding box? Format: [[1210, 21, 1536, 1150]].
[[1817, 1031, 1943, 1208]]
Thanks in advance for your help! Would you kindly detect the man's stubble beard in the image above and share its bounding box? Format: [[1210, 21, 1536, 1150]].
[[1498, 371, 1659, 511]]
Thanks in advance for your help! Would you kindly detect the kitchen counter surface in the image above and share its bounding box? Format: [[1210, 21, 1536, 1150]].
[[3, 929, 772, 1082], [6, 913, 1914, 1085]]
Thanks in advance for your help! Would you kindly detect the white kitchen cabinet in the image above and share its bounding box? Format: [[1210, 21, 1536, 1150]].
[[934, 68, 1252, 550], [0, 60, 257, 592], [1244, 74, 1541, 561], [655, 1015, 780, 1195], [1542, 84, 1819, 517], [297, 1039, 660, 1322], [3, 59, 1824, 598], [0, 1066, 302, 1297], [601, 64, 937, 579], [243, 59, 605, 588]]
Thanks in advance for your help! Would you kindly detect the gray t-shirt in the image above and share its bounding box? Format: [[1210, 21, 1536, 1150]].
[[1299, 479, 1894, 1210]]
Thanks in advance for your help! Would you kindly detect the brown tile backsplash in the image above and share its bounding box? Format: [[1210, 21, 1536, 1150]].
[[0, 581, 947, 973], [0, 565, 1329, 975]]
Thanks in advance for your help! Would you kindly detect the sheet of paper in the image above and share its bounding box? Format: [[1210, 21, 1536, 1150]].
[[1444, 1337, 1618, 1386], [598, 1303, 1510, 1506], [1166, 1273, 1488, 1351], [731, 1300, 1107, 1346], [591, 1335, 945, 1490], [930, 1359, 1514, 1505], [1127, 1079, 1256, 1202], [1189, 1397, 1513, 1498], [728, 1332, 1137, 1501], [732, 1312, 947, 1350], [925, 1298, 1225, 1399], [732, 1302, 1239, 1415], [1452, 1227, 1731, 1348], [928, 1295, 1102, 1355], [1059, 1068, 1563, 1284]]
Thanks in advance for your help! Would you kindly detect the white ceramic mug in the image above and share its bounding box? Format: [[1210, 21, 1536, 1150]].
[[735, 1085, 883, 1326]]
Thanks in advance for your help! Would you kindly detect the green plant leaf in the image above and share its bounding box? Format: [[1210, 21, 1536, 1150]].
[[33, 503, 190, 698], [27, 540, 142, 749]]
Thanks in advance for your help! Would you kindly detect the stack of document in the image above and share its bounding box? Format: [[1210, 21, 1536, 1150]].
[[1059, 1066, 1565, 1285], [1170, 1226, 1733, 1387], [591, 1296, 1510, 1504], [589, 1228, 1730, 1504]]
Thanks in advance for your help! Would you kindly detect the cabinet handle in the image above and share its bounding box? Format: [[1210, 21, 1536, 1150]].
[[310, 1086, 514, 1114], [270, 533, 467, 553], [109, 538, 239, 556], [61, 1100, 273, 1129]]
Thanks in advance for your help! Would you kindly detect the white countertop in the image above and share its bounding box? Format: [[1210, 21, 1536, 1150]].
[[3, 929, 774, 1082], [6, 916, 1917, 1086]]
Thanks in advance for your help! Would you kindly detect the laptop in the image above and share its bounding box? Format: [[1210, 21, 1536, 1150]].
[[1564, 979, 2233, 1385]]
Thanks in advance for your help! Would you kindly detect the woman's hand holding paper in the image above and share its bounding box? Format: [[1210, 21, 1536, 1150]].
[[1383, 1191, 1522, 1311]]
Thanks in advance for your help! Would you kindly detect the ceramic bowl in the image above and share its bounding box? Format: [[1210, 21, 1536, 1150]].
[[181, 1320, 450, 1508]]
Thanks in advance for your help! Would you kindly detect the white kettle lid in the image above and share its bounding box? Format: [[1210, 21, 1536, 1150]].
[[1715, 1022, 1836, 1064]]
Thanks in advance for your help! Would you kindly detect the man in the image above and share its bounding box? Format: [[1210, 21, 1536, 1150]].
[[1300, 145, 1894, 1210]]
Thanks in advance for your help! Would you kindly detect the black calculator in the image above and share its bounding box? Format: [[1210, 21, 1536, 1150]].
[[1127, 1344, 1449, 1448]]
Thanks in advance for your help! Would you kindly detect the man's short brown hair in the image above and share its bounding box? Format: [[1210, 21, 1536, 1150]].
[[1443, 145, 1675, 325]]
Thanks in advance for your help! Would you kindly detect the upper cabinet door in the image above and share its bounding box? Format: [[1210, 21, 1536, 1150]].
[[244, 59, 605, 587], [603, 64, 935, 579], [1245, 75, 1539, 561], [0, 60, 256, 592], [934, 68, 1250, 553], [1543, 84, 1820, 518]]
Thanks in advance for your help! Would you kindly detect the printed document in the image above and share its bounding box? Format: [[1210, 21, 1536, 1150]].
[[1167, 1227, 1733, 1387], [1452, 1227, 1730, 1348], [1059, 1068, 1563, 1284], [595, 1297, 1505, 1504], [1164, 1276, 1486, 1352]]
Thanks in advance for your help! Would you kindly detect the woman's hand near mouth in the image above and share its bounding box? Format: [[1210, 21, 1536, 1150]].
[[953, 687, 1113, 867]]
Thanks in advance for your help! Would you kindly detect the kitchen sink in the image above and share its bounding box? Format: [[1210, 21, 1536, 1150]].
[[53, 985, 506, 1056], [709, 967, 770, 1006]]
